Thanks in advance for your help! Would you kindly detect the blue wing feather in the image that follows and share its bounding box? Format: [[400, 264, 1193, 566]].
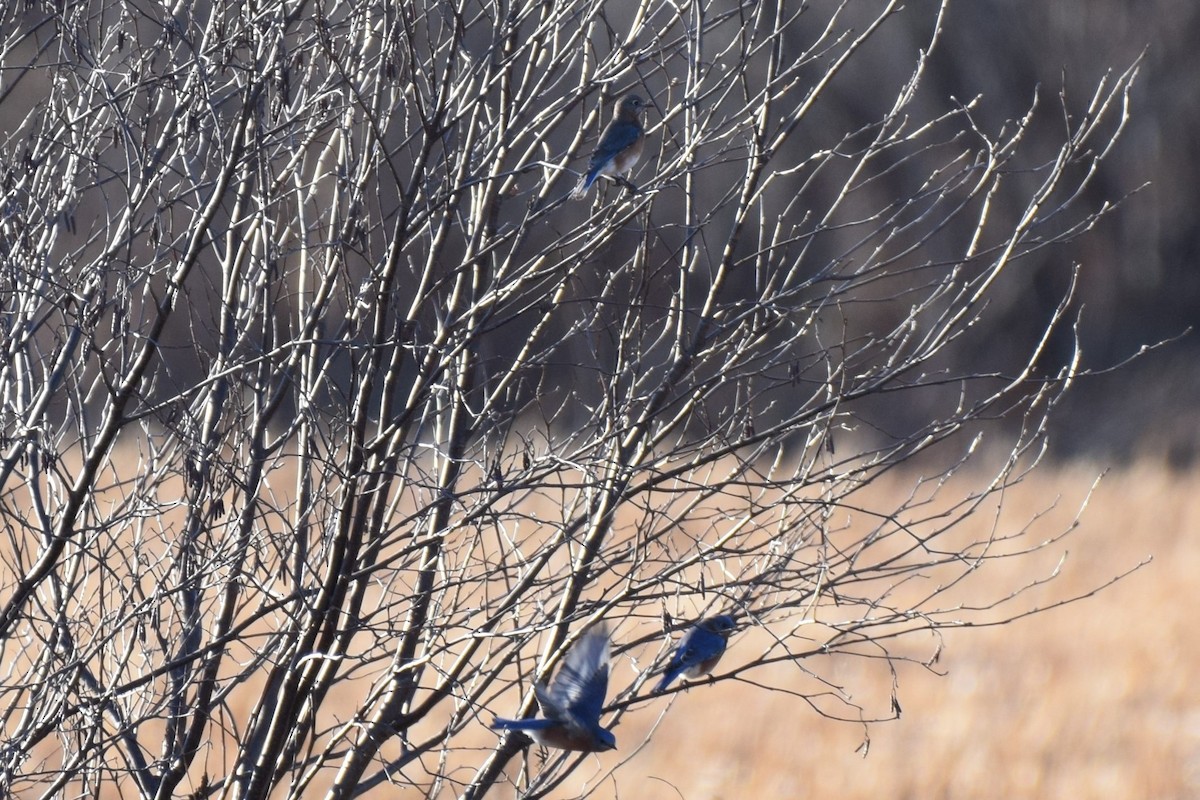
[[586, 121, 642, 178], [547, 624, 610, 726]]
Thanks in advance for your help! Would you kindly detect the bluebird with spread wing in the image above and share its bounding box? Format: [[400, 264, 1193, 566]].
[[569, 94, 647, 200], [654, 615, 736, 693], [490, 623, 616, 752]]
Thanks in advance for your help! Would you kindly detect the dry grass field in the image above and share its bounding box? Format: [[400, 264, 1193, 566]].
[[483, 458, 1199, 799], [7, 456, 1196, 799]]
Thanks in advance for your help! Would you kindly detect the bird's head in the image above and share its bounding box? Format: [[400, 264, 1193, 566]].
[[703, 615, 737, 637], [616, 94, 647, 118]]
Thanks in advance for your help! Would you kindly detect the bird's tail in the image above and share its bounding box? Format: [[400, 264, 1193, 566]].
[[569, 172, 596, 201], [490, 716, 557, 732], [652, 667, 681, 694]]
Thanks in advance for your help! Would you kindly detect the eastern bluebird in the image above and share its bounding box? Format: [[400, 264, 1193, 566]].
[[490, 623, 617, 752], [653, 615, 736, 693], [569, 93, 647, 200]]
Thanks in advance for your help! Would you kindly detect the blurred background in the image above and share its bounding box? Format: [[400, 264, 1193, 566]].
[[876, 2, 1199, 465]]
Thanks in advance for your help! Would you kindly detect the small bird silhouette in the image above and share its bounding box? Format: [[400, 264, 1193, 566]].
[[490, 623, 617, 752], [654, 615, 736, 693], [569, 94, 647, 200]]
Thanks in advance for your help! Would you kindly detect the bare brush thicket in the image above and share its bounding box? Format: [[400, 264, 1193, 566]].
[[0, 1, 1143, 798]]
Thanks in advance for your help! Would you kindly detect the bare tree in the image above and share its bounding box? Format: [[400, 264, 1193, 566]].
[[0, 1, 1143, 798]]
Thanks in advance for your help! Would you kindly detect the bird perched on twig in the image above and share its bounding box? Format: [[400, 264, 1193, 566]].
[[654, 615, 736, 693], [569, 94, 647, 200], [490, 623, 617, 752]]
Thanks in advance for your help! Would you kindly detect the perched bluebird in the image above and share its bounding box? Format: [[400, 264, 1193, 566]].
[[653, 615, 736, 693], [569, 94, 647, 200], [490, 623, 617, 752]]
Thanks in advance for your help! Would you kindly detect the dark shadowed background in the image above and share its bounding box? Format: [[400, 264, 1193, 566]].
[[905, 3, 1197, 464]]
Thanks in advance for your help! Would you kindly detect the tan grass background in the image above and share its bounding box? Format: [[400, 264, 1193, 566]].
[[10, 457, 1197, 798], [478, 459, 1199, 799]]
